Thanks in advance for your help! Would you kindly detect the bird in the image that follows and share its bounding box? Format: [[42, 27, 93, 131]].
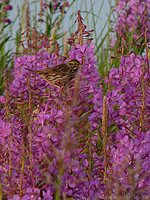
[[25, 59, 81, 89]]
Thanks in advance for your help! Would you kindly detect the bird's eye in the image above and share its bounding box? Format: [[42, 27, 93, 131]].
[[72, 68, 76, 73]]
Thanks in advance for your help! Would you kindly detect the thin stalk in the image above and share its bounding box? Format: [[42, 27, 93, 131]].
[[102, 96, 108, 184], [144, 4, 149, 74]]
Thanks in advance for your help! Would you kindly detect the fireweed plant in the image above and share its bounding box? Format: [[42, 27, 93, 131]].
[[0, 1, 150, 200], [0, 43, 103, 199], [111, 0, 150, 65], [115, 0, 150, 41]]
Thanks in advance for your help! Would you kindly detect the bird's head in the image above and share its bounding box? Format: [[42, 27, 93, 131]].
[[68, 59, 81, 66]]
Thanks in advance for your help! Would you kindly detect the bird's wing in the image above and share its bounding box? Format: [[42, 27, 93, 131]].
[[52, 63, 69, 73], [24, 68, 36, 72]]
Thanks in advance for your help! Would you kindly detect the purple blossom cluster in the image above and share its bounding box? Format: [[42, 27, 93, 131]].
[[1, 38, 150, 199], [0, 0, 150, 199], [0, 44, 107, 199], [97, 53, 150, 198], [112, 0, 150, 51], [115, 0, 150, 37], [0, 43, 150, 198]]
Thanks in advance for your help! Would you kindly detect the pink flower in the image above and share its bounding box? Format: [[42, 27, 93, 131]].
[[4, 5, 13, 11], [2, 18, 11, 24]]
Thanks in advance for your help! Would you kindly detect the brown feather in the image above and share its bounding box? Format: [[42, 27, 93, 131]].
[[25, 59, 81, 88]]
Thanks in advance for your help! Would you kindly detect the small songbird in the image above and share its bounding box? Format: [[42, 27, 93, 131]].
[[25, 59, 81, 88]]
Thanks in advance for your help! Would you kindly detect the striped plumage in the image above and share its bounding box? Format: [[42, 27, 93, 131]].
[[25, 59, 81, 88]]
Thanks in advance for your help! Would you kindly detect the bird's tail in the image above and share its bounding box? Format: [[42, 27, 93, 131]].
[[24, 68, 36, 72]]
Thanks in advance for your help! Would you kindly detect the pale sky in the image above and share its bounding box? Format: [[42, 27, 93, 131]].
[[8, 0, 115, 49]]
